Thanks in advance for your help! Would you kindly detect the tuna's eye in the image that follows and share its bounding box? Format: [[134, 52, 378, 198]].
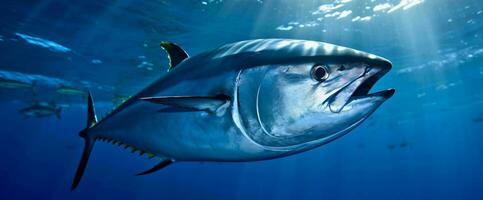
[[311, 65, 329, 82]]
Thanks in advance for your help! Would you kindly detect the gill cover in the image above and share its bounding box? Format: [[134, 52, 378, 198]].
[[235, 63, 367, 148], [237, 65, 320, 148]]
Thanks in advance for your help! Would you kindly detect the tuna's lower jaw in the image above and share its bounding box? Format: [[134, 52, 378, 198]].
[[371, 88, 395, 98], [350, 88, 395, 101]]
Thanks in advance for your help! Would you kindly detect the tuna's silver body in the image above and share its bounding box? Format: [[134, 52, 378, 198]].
[[88, 39, 394, 162]]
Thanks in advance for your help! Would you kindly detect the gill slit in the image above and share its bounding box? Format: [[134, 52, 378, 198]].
[[255, 83, 280, 138], [231, 70, 286, 151]]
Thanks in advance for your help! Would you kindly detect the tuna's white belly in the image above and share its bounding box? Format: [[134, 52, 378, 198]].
[[89, 102, 280, 161]]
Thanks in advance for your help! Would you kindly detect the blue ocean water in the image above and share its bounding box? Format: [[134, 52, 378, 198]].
[[0, 0, 482, 199]]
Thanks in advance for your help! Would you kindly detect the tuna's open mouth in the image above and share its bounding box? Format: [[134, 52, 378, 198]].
[[328, 64, 395, 113], [350, 68, 395, 100]]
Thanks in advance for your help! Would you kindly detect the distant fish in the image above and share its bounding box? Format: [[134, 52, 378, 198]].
[[15, 33, 71, 53], [20, 102, 62, 119], [56, 85, 86, 96], [367, 119, 376, 127], [399, 141, 408, 148], [0, 77, 36, 89], [388, 144, 396, 150], [473, 116, 483, 123]]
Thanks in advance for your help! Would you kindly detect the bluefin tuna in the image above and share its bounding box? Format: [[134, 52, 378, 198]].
[[71, 39, 395, 190], [20, 102, 62, 119], [0, 77, 36, 89], [56, 85, 86, 96]]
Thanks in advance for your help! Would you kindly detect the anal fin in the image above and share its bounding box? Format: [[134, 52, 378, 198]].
[[136, 159, 174, 176]]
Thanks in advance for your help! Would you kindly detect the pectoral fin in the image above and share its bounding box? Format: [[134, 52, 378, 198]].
[[136, 159, 174, 176], [140, 94, 230, 113]]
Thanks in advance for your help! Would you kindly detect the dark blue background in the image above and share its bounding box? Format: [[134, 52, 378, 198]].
[[1, 0, 482, 199]]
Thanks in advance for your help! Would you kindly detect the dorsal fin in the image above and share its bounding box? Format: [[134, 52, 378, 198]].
[[160, 41, 189, 71], [86, 91, 97, 128]]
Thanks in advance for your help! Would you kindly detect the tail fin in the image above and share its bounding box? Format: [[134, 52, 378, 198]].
[[55, 107, 62, 119], [71, 91, 97, 191]]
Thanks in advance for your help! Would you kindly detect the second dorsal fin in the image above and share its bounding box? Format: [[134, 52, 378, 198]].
[[160, 41, 189, 71]]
